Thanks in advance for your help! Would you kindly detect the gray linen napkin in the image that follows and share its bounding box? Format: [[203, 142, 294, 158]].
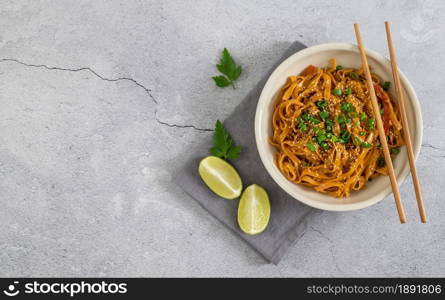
[[175, 41, 322, 264]]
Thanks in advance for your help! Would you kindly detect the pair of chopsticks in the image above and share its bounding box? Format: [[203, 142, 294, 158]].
[[354, 22, 427, 223]]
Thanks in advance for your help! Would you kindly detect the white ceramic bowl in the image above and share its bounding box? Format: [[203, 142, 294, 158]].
[[255, 43, 422, 211]]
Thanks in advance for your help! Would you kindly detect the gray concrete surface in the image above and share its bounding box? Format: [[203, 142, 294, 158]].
[[0, 0, 444, 277]]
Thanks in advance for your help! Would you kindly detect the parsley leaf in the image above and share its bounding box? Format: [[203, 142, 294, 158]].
[[212, 48, 242, 88], [212, 76, 231, 87], [210, 120, 242, 160]]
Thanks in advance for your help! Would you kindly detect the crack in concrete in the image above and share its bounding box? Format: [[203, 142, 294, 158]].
[[310, 226, 344, 274], [0, 58, 212, 133], [421, 143, 445, 159], [155, 110, 213, 131], [422, 143, 443, 151]]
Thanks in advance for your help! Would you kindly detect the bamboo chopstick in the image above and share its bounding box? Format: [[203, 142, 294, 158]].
[[385, 21, 427, 223], [354, 23, 407, 223]]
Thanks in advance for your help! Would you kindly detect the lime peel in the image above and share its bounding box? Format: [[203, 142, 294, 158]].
[[238, 184, 270, 235], [198, 156, 242, 200]]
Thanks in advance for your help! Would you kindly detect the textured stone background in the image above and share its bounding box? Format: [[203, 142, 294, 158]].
[[0, 0, 444, 277]]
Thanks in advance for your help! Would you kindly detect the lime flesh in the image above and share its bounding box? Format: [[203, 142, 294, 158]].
[[198, 156, 242, 200], [238, 184, 270, 235]]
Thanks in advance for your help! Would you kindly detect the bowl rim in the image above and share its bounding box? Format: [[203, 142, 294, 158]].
[[254, 42, 423, 211]]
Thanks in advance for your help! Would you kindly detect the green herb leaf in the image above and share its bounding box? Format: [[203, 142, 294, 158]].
[[349, 72, 359, 80], [353, 136, 363, 146], [319, 111, 330, 120], [307, 143, 317, 152], [297, 121, 308, 132], [305, 114, 320, 124], [213, 48, 242, 88], [367, 118, 376, 130], [362, 142, 372, 148], [320, 142, 331, 150], [337, 114, 347, 124], [212, 76, 231, 87], [210, 120, 242, 160], [332, 89, 342, 96], [345, 88, 352, 95], [391, 147, 401, 155], [336, 65, 343, 70], [316, 100, 327, 109], [313, 127, 324, 136], [377, 156, 386, 168], [340, 130, 351, 143], [226, 145, 242, 159], [382, 81, 391, 91], [341, 102, 354, 112], [316, 133, 327, 144], [301, 113, 311, 122]]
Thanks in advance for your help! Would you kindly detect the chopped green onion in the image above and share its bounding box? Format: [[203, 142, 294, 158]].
[[298, 122, 308, 132], [377, 156, 386, 168], [316, 100, 327, 109], [303, 113, 320, 124], [380, 108, 384, 115], [391, 147, 401, 155], [346, 118, 352, 124], [360, 112, 367, 121], [359, 131, 366, 136], [349, 72, 359, 80], [316, 134, 327, 144], [353, 136, 362, 146], [340, 102, 354, 112], [345, 88, 352, 95], [319, 111, 329, 120], [336, 65, 343, 70], [313, 127, 323, 135], [320, 142, 331, 150], [309, 116, 320, 124], [340, 130, 351, 142], [367, 118, 375, 130], [332, 89, 342, 96], [307, 143, 317, 152], [331, 135, 339, 142], [337, 114, 347, 124], [382, 81, 391, 91], [362, 142, 372, 148], [326, 132, 333, 139]]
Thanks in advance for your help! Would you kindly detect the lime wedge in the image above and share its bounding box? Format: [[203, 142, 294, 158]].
[[198, 156, 242, 200], [238, 184, 270, 235]]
